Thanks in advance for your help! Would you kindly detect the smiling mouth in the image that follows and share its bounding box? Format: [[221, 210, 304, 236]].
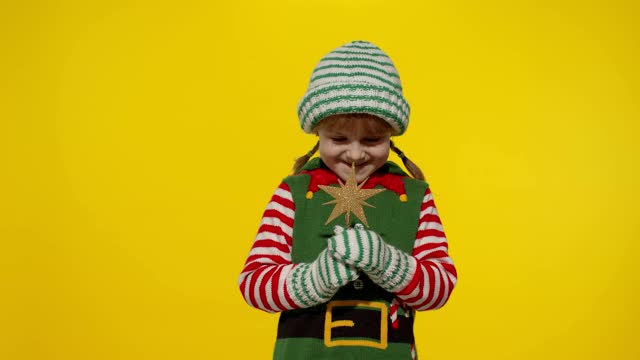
[[348, 161, 368, 168]]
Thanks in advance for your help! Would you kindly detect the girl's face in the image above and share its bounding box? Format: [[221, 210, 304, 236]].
[[316, 115, 392, 183]]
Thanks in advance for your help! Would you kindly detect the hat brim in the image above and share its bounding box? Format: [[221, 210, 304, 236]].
[[297, 83, 410, 135]]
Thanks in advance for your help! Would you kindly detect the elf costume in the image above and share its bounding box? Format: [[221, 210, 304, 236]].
[[238, 41, 457, 360]]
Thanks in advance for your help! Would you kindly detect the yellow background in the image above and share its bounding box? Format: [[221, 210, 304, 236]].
[[1, 0, 639, 359]]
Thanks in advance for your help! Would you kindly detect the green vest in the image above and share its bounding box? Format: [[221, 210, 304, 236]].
[[274, 159, 429, 360]]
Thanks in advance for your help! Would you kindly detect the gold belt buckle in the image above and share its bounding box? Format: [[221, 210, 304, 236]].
[[324, 300, 388, 349]]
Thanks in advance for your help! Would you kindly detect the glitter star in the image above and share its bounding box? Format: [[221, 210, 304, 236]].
[[318, 163, 385, 228]]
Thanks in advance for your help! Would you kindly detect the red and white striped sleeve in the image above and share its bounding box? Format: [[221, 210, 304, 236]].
[[396, 187, 458, 310], [238, 182, 302, 313]]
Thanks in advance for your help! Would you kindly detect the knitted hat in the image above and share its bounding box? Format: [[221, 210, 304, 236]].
[[297, 40, 410, 135]]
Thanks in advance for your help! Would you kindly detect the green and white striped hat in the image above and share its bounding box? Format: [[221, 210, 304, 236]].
[[297, 40, 410, 135]]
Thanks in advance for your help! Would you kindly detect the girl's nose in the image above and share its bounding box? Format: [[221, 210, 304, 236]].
[[346, 143, 366, 163]]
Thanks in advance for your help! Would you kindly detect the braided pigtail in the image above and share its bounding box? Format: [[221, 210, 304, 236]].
[[390, 140, 425, 181], [292, 141, 319, 174]]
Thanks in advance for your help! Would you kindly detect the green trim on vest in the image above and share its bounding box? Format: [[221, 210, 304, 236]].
[[274, 338, 413, 360]]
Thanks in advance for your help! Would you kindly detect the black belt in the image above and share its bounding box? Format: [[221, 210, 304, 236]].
[[278, 299, 414, 349]]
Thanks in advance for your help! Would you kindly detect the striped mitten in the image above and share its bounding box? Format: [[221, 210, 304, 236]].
[[328, 224, 417, 293], [286, 247, 358, 308]]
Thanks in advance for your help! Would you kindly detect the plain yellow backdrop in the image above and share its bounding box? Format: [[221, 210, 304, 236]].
[[1, 0, 639, 359]]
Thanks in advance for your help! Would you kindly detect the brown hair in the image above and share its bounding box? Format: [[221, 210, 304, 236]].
[[292, 114, 425, 180], [292, 141, 319, 175], [390, 140, 424, 180]]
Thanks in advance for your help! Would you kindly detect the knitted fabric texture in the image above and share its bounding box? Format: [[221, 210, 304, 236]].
[[286, 247, 358, 308], [297, 40, 411, 135], [328, 225, 417, 294]]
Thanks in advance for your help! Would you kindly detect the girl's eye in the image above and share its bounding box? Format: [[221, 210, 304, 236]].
[[331, 137, 347, 142], [364, 137, 383, 143]]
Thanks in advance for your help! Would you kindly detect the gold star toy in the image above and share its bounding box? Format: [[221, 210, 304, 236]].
[[318, 163, 385, 228]]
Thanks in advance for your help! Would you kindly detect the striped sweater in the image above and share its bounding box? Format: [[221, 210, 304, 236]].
[[238, 182, 457, 313]]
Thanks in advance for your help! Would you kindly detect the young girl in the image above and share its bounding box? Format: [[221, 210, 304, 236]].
[[238, 41, 457, 360]]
